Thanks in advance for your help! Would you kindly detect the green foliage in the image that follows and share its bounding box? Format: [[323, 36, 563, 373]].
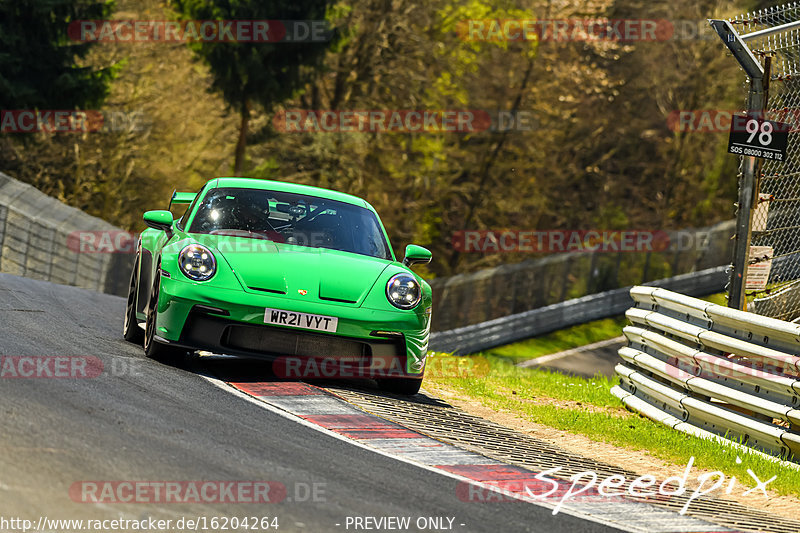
[[485, 316, 628, 364], [0, 0, 116, 109], [249, 157, 281, 179], [483, 292, 726, 364], [0, 0, 755, 282], [170, 0, 332, 113], [169, 0, 336, 172]]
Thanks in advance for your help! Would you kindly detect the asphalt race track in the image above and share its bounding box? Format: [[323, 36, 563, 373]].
[[0, 273, 622, 533]]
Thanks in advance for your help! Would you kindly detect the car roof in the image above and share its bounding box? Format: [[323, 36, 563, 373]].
[[207, 177, 371, 210]]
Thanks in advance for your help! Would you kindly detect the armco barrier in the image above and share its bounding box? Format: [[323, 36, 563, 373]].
[[0, 172, 131, 296], [612, 286, 800, 461], [429, 266, 728, 354]]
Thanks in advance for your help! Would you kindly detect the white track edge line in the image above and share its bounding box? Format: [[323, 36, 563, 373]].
[[519, 337, 627, 367], [201, 374, 684, 533]]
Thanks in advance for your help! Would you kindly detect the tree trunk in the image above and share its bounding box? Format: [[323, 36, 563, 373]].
[[233, 99, 250, 175]]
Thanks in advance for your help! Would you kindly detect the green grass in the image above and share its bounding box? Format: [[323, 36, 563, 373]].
[[426, 353, 800, 498], [430, 292, 800, 497], [485, 316, 628, 364]]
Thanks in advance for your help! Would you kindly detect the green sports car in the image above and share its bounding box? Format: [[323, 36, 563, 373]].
[[123, 177, 433, 394]]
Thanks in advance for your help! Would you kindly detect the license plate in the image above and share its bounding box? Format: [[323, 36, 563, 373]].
[[263, 308, 338, 333]]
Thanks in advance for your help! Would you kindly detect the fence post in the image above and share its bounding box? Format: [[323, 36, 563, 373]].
[[0, 205, 6, 272], [559, 256, 571, 301], [710, 19, 766, 311]]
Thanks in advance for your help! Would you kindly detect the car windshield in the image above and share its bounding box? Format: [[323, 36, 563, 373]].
[[188, 187, 392, 260]]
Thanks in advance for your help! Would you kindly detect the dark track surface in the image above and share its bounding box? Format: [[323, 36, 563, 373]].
[[0, 273, 622, 533]]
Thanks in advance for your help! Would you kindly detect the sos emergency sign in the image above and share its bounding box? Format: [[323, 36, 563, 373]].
[[728, 114, 790, 161]]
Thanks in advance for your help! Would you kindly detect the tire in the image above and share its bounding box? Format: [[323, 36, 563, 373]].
[[377, 378, 423, 395], [123, 250, 144, 344], [143, 264, 186, 363]]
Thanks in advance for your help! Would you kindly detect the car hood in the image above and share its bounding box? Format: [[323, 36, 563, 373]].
[[199, 235, 393, 305]]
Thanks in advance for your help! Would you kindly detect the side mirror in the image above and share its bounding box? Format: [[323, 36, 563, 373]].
[[143, 210, 174, 233], [402, 244, 432, 267]]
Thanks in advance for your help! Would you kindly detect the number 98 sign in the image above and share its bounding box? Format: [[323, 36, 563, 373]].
[[728, 115, 790, 161]]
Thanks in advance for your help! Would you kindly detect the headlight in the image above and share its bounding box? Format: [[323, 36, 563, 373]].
[[178, 244, 216, 281], [386, 273, 422, 309]]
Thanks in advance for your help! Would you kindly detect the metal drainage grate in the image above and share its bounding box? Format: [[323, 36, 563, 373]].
[[323, 384, 800, 533]]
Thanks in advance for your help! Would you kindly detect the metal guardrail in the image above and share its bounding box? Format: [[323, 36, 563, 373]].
[[612, 286, 800, 462], [429, 266, 728, 354]]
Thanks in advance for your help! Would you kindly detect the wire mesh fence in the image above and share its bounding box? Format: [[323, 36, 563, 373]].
[[0, 171, 132, 296], [430, 221, 734, 331], [728, 4, 800, 320]]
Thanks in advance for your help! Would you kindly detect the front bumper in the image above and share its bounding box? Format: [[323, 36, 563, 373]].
[[152, 276, 429, 376]]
